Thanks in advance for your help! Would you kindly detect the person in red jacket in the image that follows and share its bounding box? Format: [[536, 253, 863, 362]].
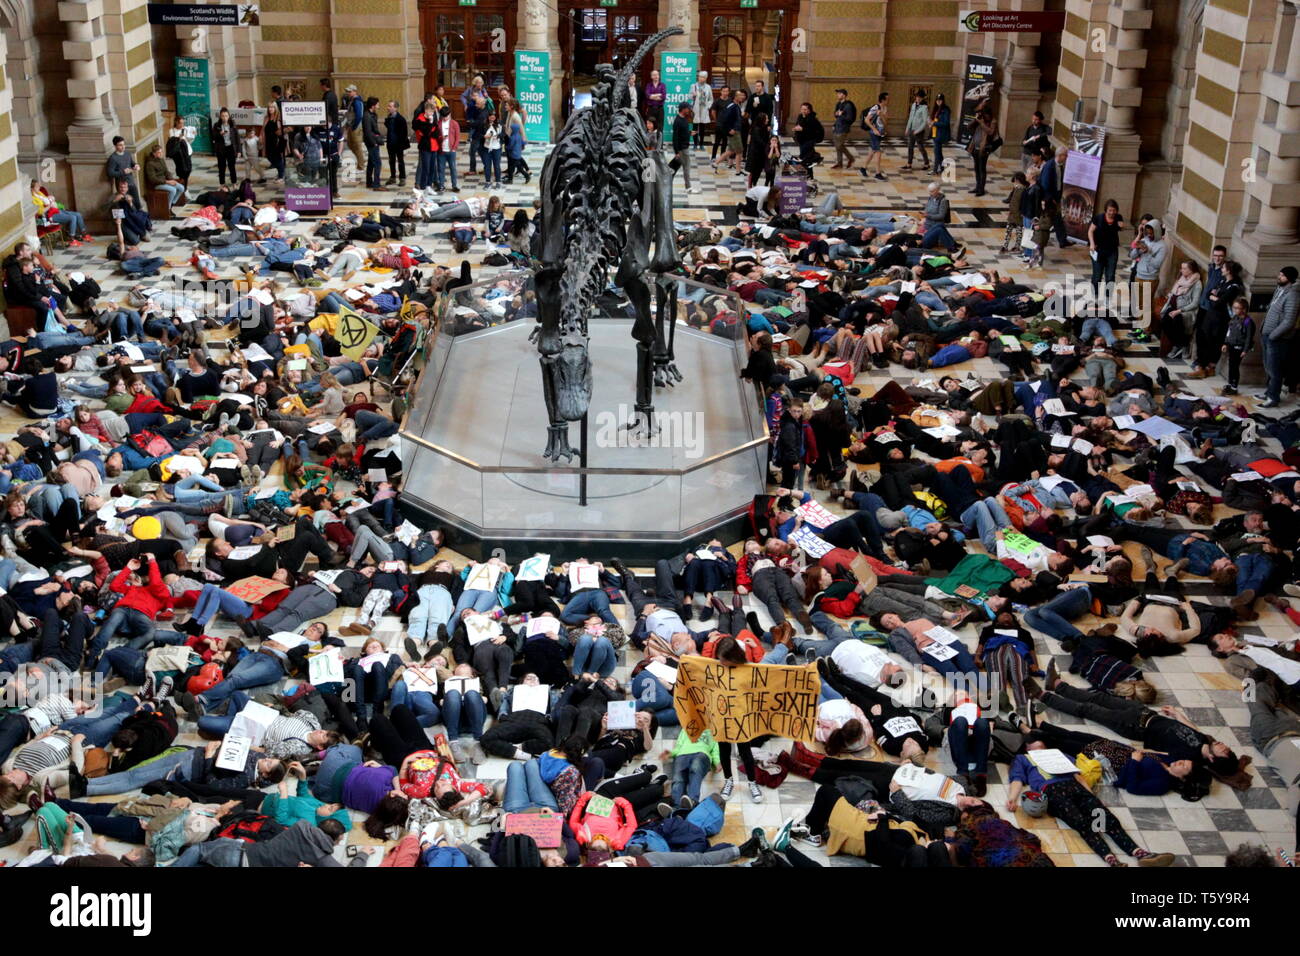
[[86, 554, 173, 668]]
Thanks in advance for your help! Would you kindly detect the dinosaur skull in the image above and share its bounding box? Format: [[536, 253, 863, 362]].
[[552, 343, 593, 421]]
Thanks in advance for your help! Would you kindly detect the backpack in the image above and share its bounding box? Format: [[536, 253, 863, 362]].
[[211, 811, 285, 844], [303, 135, 323, 167], [129, 430, 173, 458], [747, 494, 777, 544]]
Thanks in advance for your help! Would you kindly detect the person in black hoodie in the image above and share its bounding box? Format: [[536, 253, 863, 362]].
[[792, 102, 824, 167], [210, 107, 240, 186]]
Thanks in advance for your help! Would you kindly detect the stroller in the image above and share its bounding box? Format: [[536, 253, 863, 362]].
[[779, 153, 821, 197]]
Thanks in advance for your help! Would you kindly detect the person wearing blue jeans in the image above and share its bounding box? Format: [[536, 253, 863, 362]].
[[85, 747, 192, 796], [86, 605, 156, 668], [960, 498, 1012, 553], [1234, 550, 1274, 598], [60, 694, 147, 746], [1079, 316, 1117, 346], [798, 611, 860, 660], [50, 208, 87, 238], [194, 651, 286, 713], [354, 409, 398, 443], [1024, 585, 1092, 643], [921, 223, 958, 251], [442, 686, 487, 739], [559, 589, 619, 627], [503, 758, 560, 813], [389, 681, 441, 727], [436, 150, 458, 192], [95, 646, 148, 685], [571, 632, 616, 678], [631, 670, 679, 727], [188, 583, 255, 628], [452, 588, 498, 619], [30, 330, 95, 350], [1262, 336, 1289, 405], [948, 713, 990, 785]]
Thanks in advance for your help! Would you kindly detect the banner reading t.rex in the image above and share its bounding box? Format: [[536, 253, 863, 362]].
[[673, 656, 821, 744]]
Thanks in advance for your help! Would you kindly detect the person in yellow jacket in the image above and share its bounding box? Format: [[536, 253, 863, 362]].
[[30, 180, 91, 245]]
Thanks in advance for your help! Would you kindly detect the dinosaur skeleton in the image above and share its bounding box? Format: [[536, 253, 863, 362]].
[[535, 26, 685, 463]]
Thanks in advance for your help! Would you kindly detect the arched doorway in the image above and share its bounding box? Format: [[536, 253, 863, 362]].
[[418, 0, 517, 122], [559, 0, 659, 120], [697, 0, 797, 129]]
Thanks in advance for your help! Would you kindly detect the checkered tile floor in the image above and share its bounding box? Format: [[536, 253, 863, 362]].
[[2, 138, 1294, 868]]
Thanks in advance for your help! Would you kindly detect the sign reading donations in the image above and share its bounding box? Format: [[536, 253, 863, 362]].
[[175, 56, 212, 152], [514, 50, 551, 143], [673, 656, 820, 744], [776, 176, 809, 215], [281, 101, 326, 126], [659, 50, 699, 118], [281, 102, 331, 212]]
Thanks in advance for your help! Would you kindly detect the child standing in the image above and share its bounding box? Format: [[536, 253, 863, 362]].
[[483, 116, 503, 187], [241, 129, 264, 182], [1002, 171, 1027, 253], [1220, 295, 1255, 396]]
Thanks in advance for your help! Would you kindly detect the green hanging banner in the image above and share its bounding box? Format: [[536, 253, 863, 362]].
[[175, 56, 212, 152], [514, 49, 552, 144], [659, 49, 699, 123]]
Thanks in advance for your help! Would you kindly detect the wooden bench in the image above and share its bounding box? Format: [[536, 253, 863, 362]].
[[4, 306, 38, 337]]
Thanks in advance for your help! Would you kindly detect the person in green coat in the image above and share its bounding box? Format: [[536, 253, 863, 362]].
[[261, 764, 352, 831]]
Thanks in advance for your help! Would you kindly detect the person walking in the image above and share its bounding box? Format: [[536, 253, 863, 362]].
[[862, 92, 888, 180], [670, 103, 700, 194], [830, 88, 857, 169], [1041, 147, 1070, 247], [384, 101, 409, 187], [902, 89, 930, 172], [792, 102, 824, 168], [709, 85, 731, 164], [263, 104, 285, 181], [1087, 199, 1124, 290], [1259, 266, 1299, 407], [503, 100, 531, 184], [1021, 110, 1051, 172], [362, 97, 387, 191], [930, 92, 952, 175], [342, 84, 365, 169]]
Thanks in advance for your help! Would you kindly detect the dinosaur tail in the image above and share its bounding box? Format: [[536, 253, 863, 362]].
[[608, 26, 685, 111]]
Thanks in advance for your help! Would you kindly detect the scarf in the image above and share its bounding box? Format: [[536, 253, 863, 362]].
[[1169, 270, 1196, 300]]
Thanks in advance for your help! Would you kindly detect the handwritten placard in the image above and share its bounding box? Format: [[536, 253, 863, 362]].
[[673, 657, 820, 743]]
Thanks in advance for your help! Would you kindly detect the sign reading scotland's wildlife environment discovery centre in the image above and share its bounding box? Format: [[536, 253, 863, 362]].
[[148, 4, 259, 25]]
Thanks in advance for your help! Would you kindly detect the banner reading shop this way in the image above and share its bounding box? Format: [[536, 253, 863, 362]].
[[673, 656, 820, 744], [515, 50, 551, 143]]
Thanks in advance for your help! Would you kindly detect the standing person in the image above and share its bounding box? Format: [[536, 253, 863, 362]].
[[1194, 244, 1228, 367], [714, 89, 744, 173], [745, 112, 772, 189], [1190, 259, 1245, 381], [1001, 171, 1028, 253], [106, 136, 143, 206], [384, 101, 409, 187], [315, 117, 343, 200], [412, 98, 437, 194], [709, 86, 731, 164], [670, 103, 700, 194], [1041, 147, 1069, 247], [862, 92, 888, 181], [1021, 110, 1051, 172], [644, 70, 667, 130], [320, 78, 339, 124], [362, 97, 387, 191], [690, 71, 713, 149], [503, 100, 531, 185], [263, 104, 285, 182], [902, 89, 930, 172], [966, 107, 998, 197], [167, 114, 196, 188], [1259, 266, 1299, 407], [240, 127, 264, 182], [792, 102, 824, 168], [482, 113, 504, 188], [930, 92, 951, 175], [209, 109, 239, 187], [830, 88, 857, 170], [1087, 199, 1124, 290], [434, 105, 460, 193], [342, 84, 365, 169], [748, 79, 775, 133], [1220, 296, 1256, 397], [711, 637, 767, 804], [461, 74, 492, 177]]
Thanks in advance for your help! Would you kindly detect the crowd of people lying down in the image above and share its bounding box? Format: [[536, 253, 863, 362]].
[[0, 166, 1296, 869]]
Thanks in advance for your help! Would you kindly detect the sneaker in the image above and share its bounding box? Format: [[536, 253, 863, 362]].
[[772, 816, 796, 851], [140, 672, 156, 701], [738, 828, 768, 858], [1136, 850, 1175, 867], [154, 676, 175, 703], [748, 781, 763, 803], [720, 778, 735, 801], [874, 172, 886, 181], [1260, 398, 1280, 408], [656, 800, 675, 819], [679, 795, 695, 811], [797, 830, 824, 848], [420, 821, 445, 847]]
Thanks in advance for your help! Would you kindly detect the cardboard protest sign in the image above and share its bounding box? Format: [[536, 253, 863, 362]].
[[504, 809, 564, 848], [673, 656, 820, 744], [227, 576, 289, 604]]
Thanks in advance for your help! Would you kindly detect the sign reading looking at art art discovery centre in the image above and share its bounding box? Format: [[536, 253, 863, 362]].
[[514, 50, 551, 143]]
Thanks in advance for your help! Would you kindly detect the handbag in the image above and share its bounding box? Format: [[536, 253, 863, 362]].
[[985, 132, 1003, 153]]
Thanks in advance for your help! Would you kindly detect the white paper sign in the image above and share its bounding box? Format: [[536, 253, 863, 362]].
[[568, 563, 600, 591], [308, 647, 344, 686], [883, 715, 922, 738], [606, 700, 637, 730], [516, 554, 551, 583], [442, 676, 482, 696], [464, 613, 502, 646], [1027, 748, 1080, 776], [512, 684, 551, 715], [401, 665, 439, 690], [281, 101, 326, 125], [226, 545, 262, 561], [464, 562, 503, 593], [789, 524, 834, 559], [923, 625, 961, 645], [526, 616, 561, 639], [646, 661, 678, 686], [215, 734, 252, 772], [227, 700, 279, 746], [796, 500, 838, 529], [924, 642, 958, 662]]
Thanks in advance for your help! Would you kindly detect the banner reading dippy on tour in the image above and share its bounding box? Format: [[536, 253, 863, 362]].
[[176, 56, 212, 153], [660, 50, 699, 126], [514, 49, 551, 143]]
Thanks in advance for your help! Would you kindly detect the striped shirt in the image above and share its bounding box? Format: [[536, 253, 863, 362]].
[[262, 711, 322, 759], [24, 696, 78, 735], [6, 734, 71, 777]]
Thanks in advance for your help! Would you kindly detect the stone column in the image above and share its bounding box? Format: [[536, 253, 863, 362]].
[[60, 0, 116, 231], [997, 0, 1044, 160], [1235, 0, 1300, 286], [521, 0, 561, 141], [1094, 0, 1151, 219]]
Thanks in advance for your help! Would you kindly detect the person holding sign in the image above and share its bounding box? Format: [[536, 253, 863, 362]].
[[569, 615, 619, 679], [710, 637, 769, 804], [452, 556, 513, 620]]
